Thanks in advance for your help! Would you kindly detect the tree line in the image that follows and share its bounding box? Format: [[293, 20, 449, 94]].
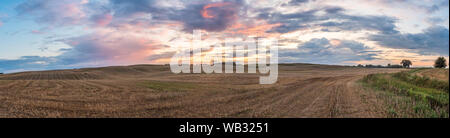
[[356, 57, 447, 69]]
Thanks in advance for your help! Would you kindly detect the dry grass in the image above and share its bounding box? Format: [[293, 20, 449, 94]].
[[362, 69, 449, 118], [0, 64, 405, 118], [415, 68, 449, 81]]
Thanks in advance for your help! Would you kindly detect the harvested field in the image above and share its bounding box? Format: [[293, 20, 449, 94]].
[[0, 64, 405, 118]]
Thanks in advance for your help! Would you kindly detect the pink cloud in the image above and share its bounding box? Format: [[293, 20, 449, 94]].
[[16, 0, 87, 26], [59, 29, 165, 66], [93, 13, 113, 27], [201, 2, 233, 19], [31, 30, 45, 34]]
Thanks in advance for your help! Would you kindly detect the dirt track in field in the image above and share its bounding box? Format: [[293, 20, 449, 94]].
[[0, 64, 404, 118]]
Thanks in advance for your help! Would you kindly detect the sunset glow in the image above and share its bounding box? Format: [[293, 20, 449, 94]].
[[0, 0, 448, 73], [201, 2, 233, 18]]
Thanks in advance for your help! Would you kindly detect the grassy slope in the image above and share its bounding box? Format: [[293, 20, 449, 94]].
[[361, 69, 449, 118]]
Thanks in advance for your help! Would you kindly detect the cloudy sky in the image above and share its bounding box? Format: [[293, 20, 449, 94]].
[[0, 0, 448, 73]]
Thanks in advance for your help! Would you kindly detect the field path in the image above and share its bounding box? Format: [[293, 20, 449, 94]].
[[286, 76, 383, 117], [158, 75, 386, 118]]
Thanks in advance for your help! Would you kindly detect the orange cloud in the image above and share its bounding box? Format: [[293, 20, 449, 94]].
[[201, 2, 232, 19], [329, 39, 341, 46], [225, 21, 282, 37], [31, 30, 45, 34], [94, 13, 113, 27]]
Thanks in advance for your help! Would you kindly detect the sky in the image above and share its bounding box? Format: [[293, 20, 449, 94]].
[[0, 0, 449, 73]]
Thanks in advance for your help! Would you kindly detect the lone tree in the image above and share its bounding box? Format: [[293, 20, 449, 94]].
[[434, 57, 447, 68], [401, 59, 412, 68]]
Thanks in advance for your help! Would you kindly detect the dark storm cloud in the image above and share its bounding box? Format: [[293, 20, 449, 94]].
[[369, 26, 449, 55], [108, 0, 171, 20], [109, 0, 159, 16], [15, 0, 117, 27], [260, 7, 398, 34], [17, 0, 393, 34], [282, 0, 311, 6], [261, 9, 320, 33], [279, 38, 379, 64], [319, 15, 399, 34], [168, 1, 243, 32], [422, 0, 449, 13], [108, 0, 245, 32], [324, 7, 344, 13], [14, 0, 164, 29], [15, 0, 86, 26]]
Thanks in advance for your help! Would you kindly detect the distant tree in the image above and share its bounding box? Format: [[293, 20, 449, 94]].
[[434, 57, 447, 68], [400, 59, 412, 68], [357, 64, 364, 67], [390, 65, 403, 68], [387, 63, 391, 67], [365, 64, 374, 68]]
